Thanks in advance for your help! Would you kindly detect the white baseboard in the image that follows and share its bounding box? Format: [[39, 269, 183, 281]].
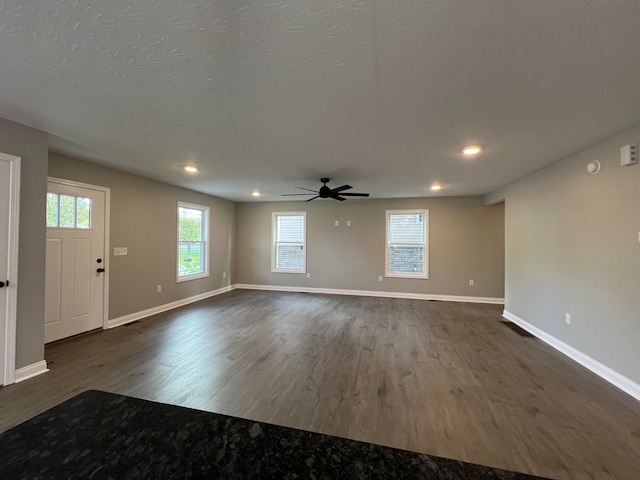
[[108, 283, 501, 331], [107, 285, 235, 329], [14, 360, 49, 383], [503, 310, 640, 402], [235, 284, 504, 304]]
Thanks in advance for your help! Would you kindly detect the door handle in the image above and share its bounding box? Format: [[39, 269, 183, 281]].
[[96, 268, 105, 273], [0, 280, 6, 288]]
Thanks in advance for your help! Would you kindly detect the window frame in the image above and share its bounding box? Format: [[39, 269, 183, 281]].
[[271, 211, 307, 274], [176, 201, 210, 283], [385, 209, 429, 279]]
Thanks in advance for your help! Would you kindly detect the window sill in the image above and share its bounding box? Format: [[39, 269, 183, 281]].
[[385, 273, 429, 280], [176, 272, 210, 283]]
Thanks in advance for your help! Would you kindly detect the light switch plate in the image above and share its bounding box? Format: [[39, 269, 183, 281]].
[[114, 247, 128, 256]]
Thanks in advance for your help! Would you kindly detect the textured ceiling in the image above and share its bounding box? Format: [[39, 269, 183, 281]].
[[1, 0, 640, 201]]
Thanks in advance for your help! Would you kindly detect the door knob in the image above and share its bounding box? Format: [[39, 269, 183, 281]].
[[0, 281, 5, 288], [97, 268, 105, 273]]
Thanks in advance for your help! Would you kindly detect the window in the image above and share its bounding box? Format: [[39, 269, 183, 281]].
[[46, 193, 92, 229], [177, 202, 209, 281], [385, 210, 428, 278], [272, 212, 306, 273]]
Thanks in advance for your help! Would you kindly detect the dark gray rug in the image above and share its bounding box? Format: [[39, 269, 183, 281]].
[[0, 390, 549, 479]]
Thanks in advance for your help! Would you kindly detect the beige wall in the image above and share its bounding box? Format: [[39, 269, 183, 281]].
[[0, 117, 48, 369], [237, 197, 505, 299], [49, 153, 236, 320], [486, 122, 640, 385]]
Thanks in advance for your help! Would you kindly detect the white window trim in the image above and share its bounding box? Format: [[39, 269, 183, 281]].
[[176, 201, 210, 283], [385, 209, 429, 279], [271, 211, 307, 274]]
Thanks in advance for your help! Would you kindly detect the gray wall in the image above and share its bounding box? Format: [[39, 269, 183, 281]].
[[237, 197, 505, 299], [0, 117, 48, 369], [49, 153, 236, 319], [486, 123, 640, 385]]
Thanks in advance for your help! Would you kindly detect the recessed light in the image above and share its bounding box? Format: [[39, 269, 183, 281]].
[[430, 185, 442, 191], [184, 166, 198, 173], [251, 191, 261, 197], [462, 145, 481, 156]]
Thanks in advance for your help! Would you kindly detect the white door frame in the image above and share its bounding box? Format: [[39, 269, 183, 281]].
[[1, 152, 21, 386], [47, 177, 111, 331]]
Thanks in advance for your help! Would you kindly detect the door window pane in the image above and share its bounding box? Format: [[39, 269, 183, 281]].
[[59, 195, 76, 228], [76, 197, 92, 229], [46, 193, 93, 230], [46, 193, 59, 227]]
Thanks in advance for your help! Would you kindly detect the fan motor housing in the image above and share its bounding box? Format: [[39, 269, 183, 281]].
[[319, 185, 331, 198]]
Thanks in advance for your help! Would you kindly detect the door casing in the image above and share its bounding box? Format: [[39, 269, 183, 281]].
[[1, 152, 21, 386]]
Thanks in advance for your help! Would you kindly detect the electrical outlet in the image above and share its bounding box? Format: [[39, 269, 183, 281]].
[[334, 220, 339, 227], [469, 279, 474, 286], [223, 272, 226, 278], [157, 285, 162, 293], [565, 313, 571, 325], [306, 272, 310, 278], [347, 220, 351, 226], [621, 144, 638, 166], [378, 275, 383, 282]]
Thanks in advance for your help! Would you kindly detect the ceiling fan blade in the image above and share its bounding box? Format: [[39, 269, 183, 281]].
[[282, 181, 369, 200], [331, 184, 352, 193]]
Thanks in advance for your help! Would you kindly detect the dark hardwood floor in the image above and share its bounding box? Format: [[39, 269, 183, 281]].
[[1, 289, 639, 479]]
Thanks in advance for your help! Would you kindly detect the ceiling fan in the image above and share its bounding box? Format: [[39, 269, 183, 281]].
[[282, 178, 370, 202]]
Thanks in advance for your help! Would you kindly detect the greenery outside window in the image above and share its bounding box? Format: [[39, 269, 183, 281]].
[[46, 193, 92, 229], [177, 202, 209, 282]]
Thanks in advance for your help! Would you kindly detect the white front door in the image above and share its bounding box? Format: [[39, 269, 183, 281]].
[[0, 152, 20, 386], [45, 180, 106, 343]]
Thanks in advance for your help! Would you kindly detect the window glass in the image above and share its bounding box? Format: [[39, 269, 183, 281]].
[[386, 210, 428, 278], [46, 193, 59, 227], [177, 203, 209, 281], [272, 213, 306, 273], [46, 192, 94, 230], [59, 195, 76, 228], [76, 197, 92, 229]]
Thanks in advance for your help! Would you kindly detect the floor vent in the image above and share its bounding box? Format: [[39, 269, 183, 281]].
[[501, 321, 535, 337]]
